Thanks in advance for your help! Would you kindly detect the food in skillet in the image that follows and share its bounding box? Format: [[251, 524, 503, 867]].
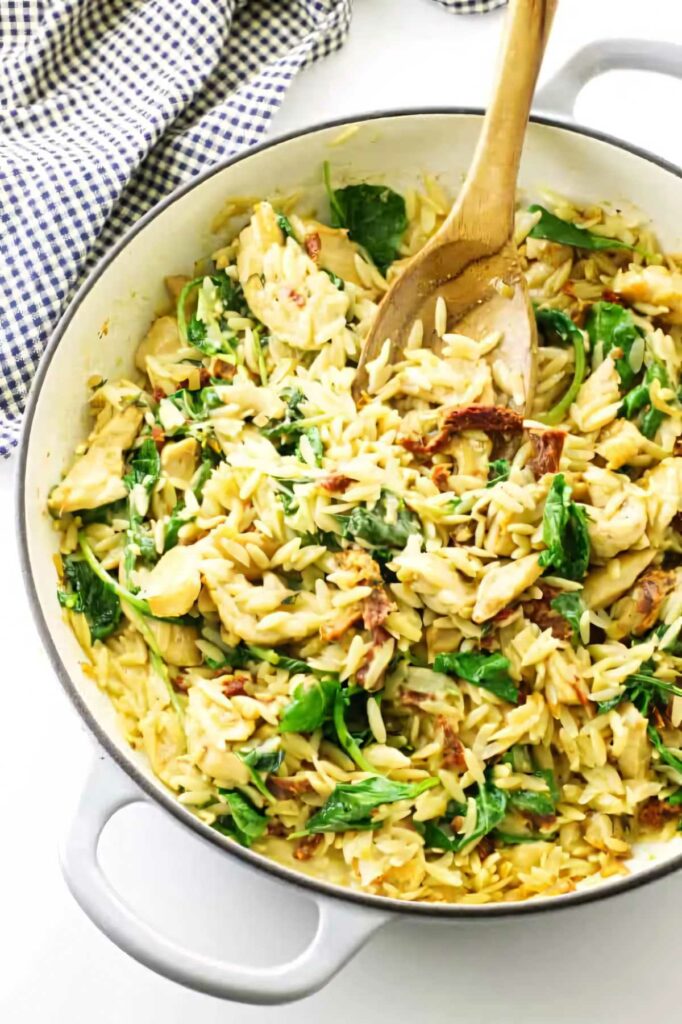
[[50, 168, 682, 903]]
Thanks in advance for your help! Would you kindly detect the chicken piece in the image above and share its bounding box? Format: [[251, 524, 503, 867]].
[[135, 316, 181, 373], [145, 619, 202, 666], [613, 264, 682, 324], [616, 703, 651, 779], [237, 202, 349, 350], [581, 549, 656, 610], [333, 548, 383, 588], [161, 437, 199, 490], [610, 568, 676, 639], [586, 496, 647, 560], [641, 457, 682, 544], [49, 405, 143, 513], [135, 315, 203, 396], [141, 545, 202, 618], [472, 553, 544, 624], [302, 220, 364, 286]]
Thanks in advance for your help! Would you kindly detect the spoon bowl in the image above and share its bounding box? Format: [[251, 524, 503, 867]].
[[354, 0, 557, 413]]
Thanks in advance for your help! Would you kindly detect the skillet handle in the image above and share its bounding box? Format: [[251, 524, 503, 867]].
[[60, 757, 391, 1005], [535, 39, 682, 118]]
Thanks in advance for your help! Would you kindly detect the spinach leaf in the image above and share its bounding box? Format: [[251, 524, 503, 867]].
[[214, 790, 267, 847], [648, 724, 682, 776], [239, 748, 285, 775], [122, 438, 161, 587], [202, 644, 252, 671], [336, 490, 420, 550], [621, 362, 670, 440], [507, 769, 559, 820], [238, 746, 284, 803], [539, 474, 590, 581], [177, 273, 248, 352], [58, 556, 122, 641], [247, 645, 311, 675], [487, 459, 510, 487], [303, 775, 437, 835], [277, 213, 297, 240], [323, 162, 407, 272], [279, 677, 340, 733], [300, 528, 342, 551], [322, 268, 344, 290], [493, 828, 558, 845], [163, 501, 190, 552], [528, 205, 636, 253], [535, 308, 587, 425], [262, 388, 323, 464], [167, 386, 224, 423], [550, 591, 585, 646], [585, 302, 643, 392], [433, 650, 518, 704], [597, 670, 682, 716], [192, 447, 221, 501], [332, 687, 377, 774], [416, 781, 507, 853]]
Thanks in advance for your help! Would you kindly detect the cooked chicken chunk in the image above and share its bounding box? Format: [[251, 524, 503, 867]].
[[145, 619, 202, 666], [472, 553, 543, 623], [582, 549, 656, 610], [49, 405, 143, 513], [141, 545, 202, 618], [586, 496, 647, 560], [302, 220, 364, 286], [641, 457, 682, 544], [237, 202, 349, 350], [135, 315, 181, 373], [611, 568, 676, 639], [161, 437, 199, 490], [613, 264, 682, 324]]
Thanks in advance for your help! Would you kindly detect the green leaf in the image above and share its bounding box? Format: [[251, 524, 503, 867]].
[[336, 490, 421, 550], [76, 498, 128, 525], [322, 268, 344, 290], [296, 426, 324, 466], [528, 205, 637, 253], [486, 459, 510, 487], [507, 770, 559, 820], [279, 677, 340, 733], [596, 669, 682, 716], [123, 439, 161, 588], [177, 273, 247, 352], [433, 650, 519, 704], [585, 302, 644, 392], [238, 746, 284, 804], [276, 213, 297, 240], [166, 386, 224, 425], [203, 645, 252, 671], [417, 781, 507, 853], [550, 592, 585, 646], [163, 501, 189, 552], [324, 162, 407, 272], [332, 688, 377, 774], [214, 790, 267, 847], [59, 556, 122, 641], [304, 775, 438, 835], [124, 438, 160, 492], [621, 362, 671, 440], [648, 724, 682, 776], [493, 828, 558, 845], [535, 308, 587, 425], [539, 474, 591, 581], [246, 645, 311, 675]]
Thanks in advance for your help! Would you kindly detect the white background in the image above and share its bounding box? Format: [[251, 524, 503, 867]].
[[2, 0, 682, 1020]]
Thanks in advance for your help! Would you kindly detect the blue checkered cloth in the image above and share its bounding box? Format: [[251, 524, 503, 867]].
[[0, 0, 505, 456]]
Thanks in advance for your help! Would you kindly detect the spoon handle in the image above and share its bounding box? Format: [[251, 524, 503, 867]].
[[443, 0, 558, 248]]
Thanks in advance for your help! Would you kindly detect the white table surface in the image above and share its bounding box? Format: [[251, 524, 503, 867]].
[[2, 1, 682, 1020]]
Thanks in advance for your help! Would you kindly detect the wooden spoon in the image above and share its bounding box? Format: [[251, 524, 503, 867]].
[[353, 0, 558, 413]]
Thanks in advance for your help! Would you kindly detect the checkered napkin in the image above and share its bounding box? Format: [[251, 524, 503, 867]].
[[0, 0, 506, 456]]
